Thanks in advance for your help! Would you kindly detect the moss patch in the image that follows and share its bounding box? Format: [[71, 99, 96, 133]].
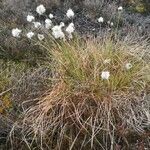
[[126, 0, 150, 14]]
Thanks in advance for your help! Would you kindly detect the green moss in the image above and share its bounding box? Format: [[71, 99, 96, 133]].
[[126, 0, 150, 14], [0, 93, 12, 114], [135, 3, 147, 13]]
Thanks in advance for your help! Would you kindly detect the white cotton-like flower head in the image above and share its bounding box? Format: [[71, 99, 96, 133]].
[[26, 31, 34, 39], [66, 23, 75, 39], [52, 25, 65, 39], [12, 28, 22, 38], [33, 22, 42, 28], [36, 4, 46, 15], [66, 23, 75, 34], [108, 21, 113, 26], [101, 71, 110, 80], [118, 6, 123, 11], [70, 23, 74, 27], [66, 8, 74, 18], [60, 22, 65, 28], [125, 63, 132, 70], [49, 13, 54, 19], [45, 19, 52, 24], [27, 15, 35, 22], [98, 17, 104, 23], [38, 34, 44, 41], [110, 22, 114, 26], [45, 19, 52, 29]]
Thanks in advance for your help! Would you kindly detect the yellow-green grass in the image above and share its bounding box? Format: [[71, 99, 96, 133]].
[[17, 35, 150, 149], [51, 39, 148, 96], [0, 60, 36, 115]]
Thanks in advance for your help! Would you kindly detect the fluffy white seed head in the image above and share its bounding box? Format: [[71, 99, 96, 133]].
[[69, 23, 74, 27], [98, 17, 104, 23], [45, 19, 52, 24], [66, 23, 75, 39], [26, 31, 34, 39], [125, 63, 132, 70], [36, 4, 46, 15], [52, 25, 65, 39], [60, 22, 65, 28], [107, 21, 114, 26], [38, 34, 44, 41], [33, 22, 42, 28], [27, 15, 35, 22], [66, 8, 74, 18], [118, 6, 123, 11], [49, 13, 54, 19], [45, 19, 52, 29], [66, 23, 75, 33], [110, 22, 114, 26], [101, 71, 110, 80], [12, 28, 22, 38]]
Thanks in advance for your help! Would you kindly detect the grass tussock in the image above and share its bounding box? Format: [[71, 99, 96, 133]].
[[11, 36, 150, 149]]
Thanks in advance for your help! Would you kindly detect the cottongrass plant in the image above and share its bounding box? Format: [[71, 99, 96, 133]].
[[11, 4, 76, 41], [14, 35, 150, 149]]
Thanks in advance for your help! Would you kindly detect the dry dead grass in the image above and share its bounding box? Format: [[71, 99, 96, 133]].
[[9, 35, 150, 149]]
